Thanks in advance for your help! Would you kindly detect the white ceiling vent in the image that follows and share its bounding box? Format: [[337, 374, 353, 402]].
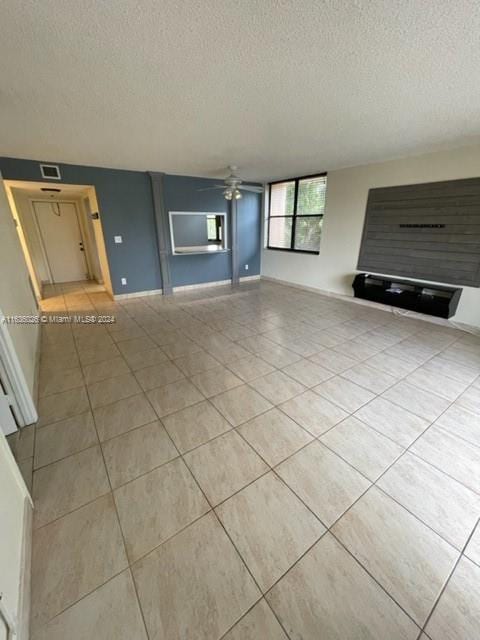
[[40, 163, 61, 180]]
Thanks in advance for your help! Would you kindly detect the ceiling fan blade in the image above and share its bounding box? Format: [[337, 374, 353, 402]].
[[240, 185, 264, 193], [197, 185, 227, 192]]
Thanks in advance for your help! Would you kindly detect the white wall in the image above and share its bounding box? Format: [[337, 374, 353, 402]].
[[0, 177, 40, 395], [0, 431, 31, 639], [262, 144, 480, 328]]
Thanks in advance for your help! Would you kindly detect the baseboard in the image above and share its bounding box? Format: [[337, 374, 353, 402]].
[[260, 275, 480, 335], [114, 288, 163, 300], [114, 275, 261, 298], [173, 279, 231, 292], [173, 275, 260, 292], [17, 498, 32, 640]]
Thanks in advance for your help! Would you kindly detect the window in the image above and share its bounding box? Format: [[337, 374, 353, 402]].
[[206, 214, 222, 242], [267, 173, 327, 254]]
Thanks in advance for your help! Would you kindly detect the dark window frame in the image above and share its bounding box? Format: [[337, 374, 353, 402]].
[[267, 171, 327, 255]]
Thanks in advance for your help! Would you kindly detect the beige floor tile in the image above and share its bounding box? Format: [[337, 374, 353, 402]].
[[190, 365, 243, 398], [18, 457, 33, 492], [256, 345, 302, 369], [209, 342, 258, 365], [116, 335, 157, 358], [365, 351, 418, 378], [102, 421, 178, 488], [406, 368, 468, 402], [285, 337, 321, 357], [309, 347, 358, 373], [147, 378, 204, 417], [332, 487, 458, 625], [82, 356, 130, 385], [37, 387, 90, 427], [40, 351, 81, 372], [222, 599, 288, 640], [149, 328, 188, 346], [267, 533, 418, 640], [456, 385, 480, 415], [34, 412, 97, 468], [238, 408, 313, 467], [378, 453, 480, 549], [314, 376, 375, 413], [39, 366, 84, 398], [7, 424, 34, 462], [383, 381, 451, 421], [162, 400, 231, 453], [435, 403, 480, 447], [333, 340, 380, 362], [87, 372, 141, 409], [354, 397, 429, 447], [411, 426, 480, 493], [134, 360, 185, 391], [78, 342, 121, 367], [114, 458, 209, 561], [281, 359, 333, 387], [109, 325, 146, 342], [279, 390, 348, 436], [132, 513, 260, 640], [162, 338, 203, 359], [211, 384, 272, 426], [277, 441, 370, 527], [184, 430, 268, 505], [217, 472, 324, 591], [238, 334, 278, 354], [465, 524, 480, 566], [226, 354, 275, 381], [425, 557, 480, 640], [31, 494, 128, 629], [33, 445, 110, 528], [421, 355, 480, 384], [31, 570, 147, 640], [384, 341, 436, 365], [341, 363, 397, 394], [173, 350, 220, 376], [252, 370, 305, 405], [122, 346, 168, 371], [94, 393, 157, 441], [320, 416, 403, 480]]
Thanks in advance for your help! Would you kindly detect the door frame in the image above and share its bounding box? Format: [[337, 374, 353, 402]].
[[31, 199, 90, 284], [0, 309, 38, 433]]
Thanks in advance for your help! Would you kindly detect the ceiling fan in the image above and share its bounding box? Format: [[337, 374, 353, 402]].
[[199, 166, 263, 200]]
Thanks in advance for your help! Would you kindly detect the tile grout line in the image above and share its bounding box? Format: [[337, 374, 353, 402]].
[[415, 515, 480, 640]]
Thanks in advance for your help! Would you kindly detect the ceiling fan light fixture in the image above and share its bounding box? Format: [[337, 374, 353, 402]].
[[224, 188, 233, 200], [234, 188, 242, 200]]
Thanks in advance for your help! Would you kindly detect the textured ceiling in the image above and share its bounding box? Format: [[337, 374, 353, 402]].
[[1, 0, 480, 181]]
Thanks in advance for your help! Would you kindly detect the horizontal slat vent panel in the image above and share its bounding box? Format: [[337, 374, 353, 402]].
[[358, 177, 480, 287]]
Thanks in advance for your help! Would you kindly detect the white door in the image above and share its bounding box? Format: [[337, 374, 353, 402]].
[[33, 201, 88, 283], [0, 376, 17, 436]]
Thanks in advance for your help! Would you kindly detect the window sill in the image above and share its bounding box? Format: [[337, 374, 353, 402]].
[[266, 247, 320, 255]]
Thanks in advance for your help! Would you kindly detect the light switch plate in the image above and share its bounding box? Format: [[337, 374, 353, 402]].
[[114, 235, 123, 243], [121, 277, 127, 285]]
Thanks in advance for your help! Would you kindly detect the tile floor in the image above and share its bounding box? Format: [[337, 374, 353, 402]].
[[7, 279, 480, 640]]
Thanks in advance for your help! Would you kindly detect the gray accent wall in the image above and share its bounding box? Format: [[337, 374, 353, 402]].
[[162, 174, 262, 287], [0, 157, 263, 293], [358, 177, 480, 286]]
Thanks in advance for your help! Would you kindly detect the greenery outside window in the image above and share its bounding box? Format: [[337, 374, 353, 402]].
[[267, 173, 327, 254]]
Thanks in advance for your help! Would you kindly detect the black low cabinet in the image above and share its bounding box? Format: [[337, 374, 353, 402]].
[[352, 273, 462, 319]]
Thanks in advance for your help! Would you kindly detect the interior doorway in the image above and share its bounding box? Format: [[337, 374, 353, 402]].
[[32, 200, 88, 283], [3, 180, 113, 300]]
